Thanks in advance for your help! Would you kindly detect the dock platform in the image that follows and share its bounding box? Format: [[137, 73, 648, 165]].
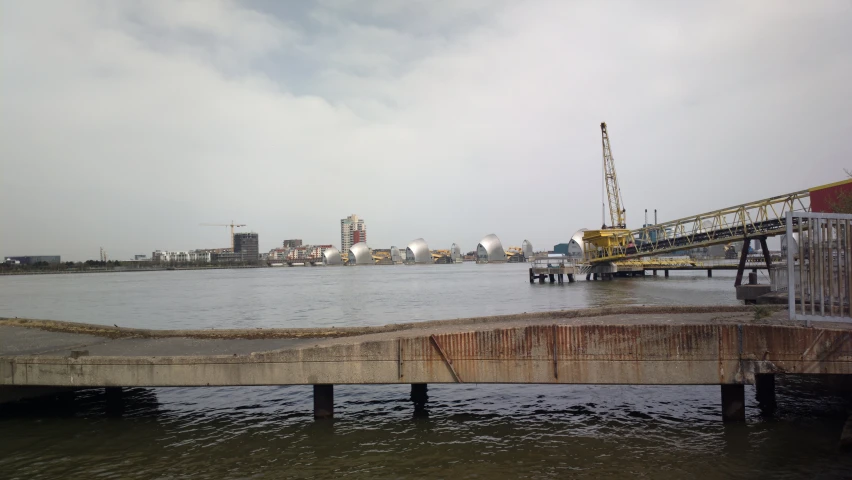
[[2, 306, 852, 421], [528, 256, 577, 284]]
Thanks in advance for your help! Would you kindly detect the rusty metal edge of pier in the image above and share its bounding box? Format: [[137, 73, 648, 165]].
[[2, 318, 851, 388]]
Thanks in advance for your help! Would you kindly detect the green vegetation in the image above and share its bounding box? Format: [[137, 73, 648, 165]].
[[826, 169, 852, 214], [752, 305, 773, 321]]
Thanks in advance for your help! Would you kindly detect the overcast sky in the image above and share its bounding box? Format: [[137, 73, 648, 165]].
[[1, 0, 850, 261]]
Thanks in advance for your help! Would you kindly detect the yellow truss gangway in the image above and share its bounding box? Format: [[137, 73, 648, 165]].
[[583, 188, 815, 263]]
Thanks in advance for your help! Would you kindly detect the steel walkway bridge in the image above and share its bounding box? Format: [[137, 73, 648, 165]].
[[583, 178, 852, 284], [584, 189, 811, 264], [582, 178, 851, 285]]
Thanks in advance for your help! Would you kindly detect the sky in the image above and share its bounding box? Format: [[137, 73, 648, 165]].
[[1, 0, 850, 261]]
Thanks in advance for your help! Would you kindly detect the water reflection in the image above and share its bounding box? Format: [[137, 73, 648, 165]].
[[2, 377, 851, 479]]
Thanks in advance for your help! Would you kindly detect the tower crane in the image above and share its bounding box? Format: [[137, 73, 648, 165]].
[[199, 221, 246, 251], [600, 122, 627, 229]]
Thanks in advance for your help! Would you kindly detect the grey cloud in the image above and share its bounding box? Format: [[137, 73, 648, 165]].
[[1, 0, 849, 260]]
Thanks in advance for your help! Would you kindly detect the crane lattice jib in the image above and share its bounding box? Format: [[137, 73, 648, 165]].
[[587, 189, 810, 263], [601, 122, 626, 228]]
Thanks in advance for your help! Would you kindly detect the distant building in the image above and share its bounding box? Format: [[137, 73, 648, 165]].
[[308, 245, 334, 259], [134, 255, 149, 261], [213, 251, 245, 264], [283, 239, 303, 249], [234, 232, 259, 263], [340, 214, 367, 254], [268, 248, 288, 261], [4, 255, 61, 265], [151, 250, 212, 263], [286, 246, 308, 260], [284, 244, 333, 261], [196, 247, 232, 254]]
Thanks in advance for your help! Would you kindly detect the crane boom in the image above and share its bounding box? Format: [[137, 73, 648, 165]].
[[601, 122, 626, 229], [199, 221, 246, 251]]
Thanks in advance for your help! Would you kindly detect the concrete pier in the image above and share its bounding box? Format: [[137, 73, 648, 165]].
[[529, 260, 577, 286], [313, 384, 333, 419], [755, 374, 776, 415], [2, 306, 852, 422], [721, 384, 745, 422], [411, 383, 428, 417], [105, 386, 123, 416], [841, 415, 852, 451]]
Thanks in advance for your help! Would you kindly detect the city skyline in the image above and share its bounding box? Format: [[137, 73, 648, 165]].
[[1, 1, 848, 261]]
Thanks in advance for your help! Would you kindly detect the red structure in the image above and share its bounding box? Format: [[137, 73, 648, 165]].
[[809, 178, 852, 213]]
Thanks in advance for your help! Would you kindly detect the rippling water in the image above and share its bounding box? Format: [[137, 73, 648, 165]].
[[1, 265, 850, 479]]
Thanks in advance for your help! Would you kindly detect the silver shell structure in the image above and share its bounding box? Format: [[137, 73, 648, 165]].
[[568, 229, 587, 258], [476, 234, 507, 263], [521, 240, 533, 259], [348, 242, 373, 265], [322, 247, 342, 265], [390, 246, 402, 264], [405, 238, 432, 264], [450, 243, 462, 263]]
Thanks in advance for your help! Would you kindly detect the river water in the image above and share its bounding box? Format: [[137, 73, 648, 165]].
[[1, 264, 850, 479]]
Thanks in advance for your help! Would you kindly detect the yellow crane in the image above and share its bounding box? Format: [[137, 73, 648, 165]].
[[199, 221, 246, 251], [601, 122, 626, 229], [583, 122, 632, 259]]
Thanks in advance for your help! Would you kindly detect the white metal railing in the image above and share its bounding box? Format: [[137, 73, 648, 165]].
[[532, 255, 577, 268], [786, 211, 852, 323], [771, 264, 792, 292]]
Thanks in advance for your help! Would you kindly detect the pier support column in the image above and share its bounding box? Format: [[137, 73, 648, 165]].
[[755, 374, 776, 415], [759, 237, 772, 270], [721, 384, 745, 422], [411, 383, 428, 418], [664, 270, 669, 278], [558, 274, 564, 284], [734, 238, 750, 287], [707, 269, 712, 278], [549, 274, 555, 283], [653, 269, 657, 276], [105, 387, 124, 417], [568, 274, 575, 283], [313, 384, 334, 419], [585, 273, 591, 281], [593, 273, 599, 281], [842, 415, 852, 451], [529, 268, 534, 284], [538, 274, 545, 284]]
